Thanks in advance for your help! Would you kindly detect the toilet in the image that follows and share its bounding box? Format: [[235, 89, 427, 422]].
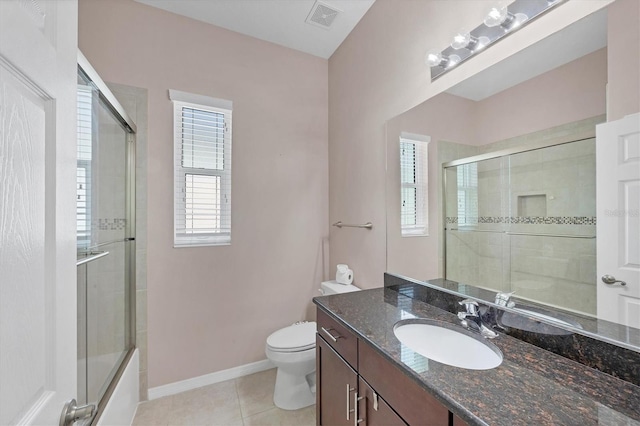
[[265, 280, 360, 410]]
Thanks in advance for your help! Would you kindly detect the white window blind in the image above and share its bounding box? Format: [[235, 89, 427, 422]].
[[77, 85, 93, 247], [171, 91, 232, 247], [400, 134, 429, 236], [457, 163, 478, 226]]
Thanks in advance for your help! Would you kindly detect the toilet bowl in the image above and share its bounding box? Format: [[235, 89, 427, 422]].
[[265, 281, 360, 410], [265, 322, 317, 410]]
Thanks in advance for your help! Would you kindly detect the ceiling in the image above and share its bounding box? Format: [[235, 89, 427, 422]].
[[134, 0, 376, 59]]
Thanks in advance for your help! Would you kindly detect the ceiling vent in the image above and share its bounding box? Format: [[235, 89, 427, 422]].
[[306, 1, 341, 30]]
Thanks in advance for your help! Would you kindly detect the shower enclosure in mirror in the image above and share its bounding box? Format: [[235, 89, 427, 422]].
[[76, 59, 136, 421], [443, 136, 596, 316]]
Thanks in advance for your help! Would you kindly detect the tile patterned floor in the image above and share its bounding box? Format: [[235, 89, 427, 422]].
[[132, 369, 316, 426]]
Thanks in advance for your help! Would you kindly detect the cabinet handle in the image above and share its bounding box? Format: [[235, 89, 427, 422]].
[[354, 392, 364, 426], [346, 384, 355, 420], [321, 326, 341, 342]]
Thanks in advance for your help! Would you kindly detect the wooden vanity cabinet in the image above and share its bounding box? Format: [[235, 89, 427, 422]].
[[453, 414, 469, 426], [316, 309, 453, 426], [316, 336, 358, 426], [316, 310, 359, 426], [357, 377, 407, 426]]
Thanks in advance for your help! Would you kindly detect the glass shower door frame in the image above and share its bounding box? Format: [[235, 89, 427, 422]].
[[77, 50, 137, 424]]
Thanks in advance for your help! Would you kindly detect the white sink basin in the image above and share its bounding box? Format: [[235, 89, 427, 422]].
[[393, 319, 503, 370]]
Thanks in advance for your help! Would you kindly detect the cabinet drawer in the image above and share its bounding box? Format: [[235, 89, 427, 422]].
[[359, 341, 449, 426], [317, 309, 358, 368]]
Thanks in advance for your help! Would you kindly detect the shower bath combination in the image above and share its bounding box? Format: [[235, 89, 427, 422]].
[[75, 52, 137, 423]]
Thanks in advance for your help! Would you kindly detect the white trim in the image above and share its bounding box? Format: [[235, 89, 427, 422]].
[[78, 50, 137, 133], [147, 359, 274, 400], [400, 132, 431, 144], [169, 89, 233, 110]]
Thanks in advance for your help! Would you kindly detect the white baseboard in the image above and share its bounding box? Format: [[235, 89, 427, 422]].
[[147, 359, 274, 400]]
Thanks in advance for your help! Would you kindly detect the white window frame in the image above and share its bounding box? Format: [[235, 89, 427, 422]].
[[457, 162, 479, 227], [77, 85, 93, 248], [400, 132, 430, 237], [170, 90, 233, 247]]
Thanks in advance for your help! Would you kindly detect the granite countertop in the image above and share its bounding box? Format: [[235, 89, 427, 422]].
[[313, 286, 640, 426]]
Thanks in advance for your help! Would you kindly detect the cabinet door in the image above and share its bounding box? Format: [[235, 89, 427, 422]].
[[358, 341, 449, 426], [317, 335, 358, 426], [453, 414, 469, 426], [357, 377, 407, 426]]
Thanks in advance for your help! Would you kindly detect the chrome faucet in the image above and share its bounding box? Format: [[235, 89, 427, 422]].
[[457, 299, 499, 339], [492, 292, 515, 331]]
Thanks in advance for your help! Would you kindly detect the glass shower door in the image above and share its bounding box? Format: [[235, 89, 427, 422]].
[[76, 69, 135, 409]]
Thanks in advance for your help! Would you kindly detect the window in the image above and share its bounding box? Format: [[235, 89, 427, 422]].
[[457, 163, 478, 226], [77, 85, 93, 248], [400, 133, 430, 236], [170, 90, 232, 247]]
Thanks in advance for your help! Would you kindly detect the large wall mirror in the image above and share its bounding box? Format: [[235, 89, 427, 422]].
[[385, 4, 639, 350]]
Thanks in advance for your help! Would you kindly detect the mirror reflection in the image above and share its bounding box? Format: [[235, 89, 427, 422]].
[[385, 6, 639, 348], [444, 137, 597, 316]]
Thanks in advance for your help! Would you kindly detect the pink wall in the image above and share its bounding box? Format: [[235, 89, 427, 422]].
[[79, 0, 328, 388], [474, 48, 607, 146], [328, 0, 612, 289], [607, 0, 640, 121]]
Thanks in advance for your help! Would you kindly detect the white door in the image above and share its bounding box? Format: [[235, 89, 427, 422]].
[[596, 113, 640, 329], [0, 0, 78, 424]]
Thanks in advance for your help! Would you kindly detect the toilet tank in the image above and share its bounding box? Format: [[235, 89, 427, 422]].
[[320, 280, 360, 295]]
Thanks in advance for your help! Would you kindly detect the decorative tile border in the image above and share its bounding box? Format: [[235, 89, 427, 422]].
[[93, 218, 127, 230], [446, 216, 596, 225]]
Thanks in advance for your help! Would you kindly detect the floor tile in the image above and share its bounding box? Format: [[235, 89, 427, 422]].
[[235, 369, 277, 417], [132, 396, 174, 426], [243, 405, 315, 426], [166, 380, 243, 426], [131, 368, 316, 426]]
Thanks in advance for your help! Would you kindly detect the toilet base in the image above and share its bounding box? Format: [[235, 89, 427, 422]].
[[273, 370, 315, 410]]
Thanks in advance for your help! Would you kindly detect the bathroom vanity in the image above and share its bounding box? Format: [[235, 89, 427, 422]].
[[313, 281, 640, 426]]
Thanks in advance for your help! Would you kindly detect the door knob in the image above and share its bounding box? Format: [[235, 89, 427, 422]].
[[602, 275, 626, 286], [59, 399, 95, 426]]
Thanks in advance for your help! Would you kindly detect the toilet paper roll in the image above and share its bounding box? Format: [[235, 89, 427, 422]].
[[336, 268, 354, 285]]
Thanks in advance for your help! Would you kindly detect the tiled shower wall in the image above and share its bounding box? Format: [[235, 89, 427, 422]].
[[444, 116, 603, 315], [109, 83, 149, 401]]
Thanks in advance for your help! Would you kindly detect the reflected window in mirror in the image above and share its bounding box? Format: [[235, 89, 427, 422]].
[[400, 133, 429, 236], [457, 163, 478, 227]]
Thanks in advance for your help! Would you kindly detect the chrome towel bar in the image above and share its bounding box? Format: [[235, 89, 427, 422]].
[[76, 251, 110, 266], [332, 221, 373, 230]]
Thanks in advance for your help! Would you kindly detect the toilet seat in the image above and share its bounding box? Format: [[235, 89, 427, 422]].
[[266, 321, 316, 353]]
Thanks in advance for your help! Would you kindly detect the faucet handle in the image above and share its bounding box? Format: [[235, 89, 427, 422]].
[[458, 299, 479, 315], [495, 291, 516, 308]]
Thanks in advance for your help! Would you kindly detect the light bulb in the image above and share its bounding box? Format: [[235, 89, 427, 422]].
[[474, 36, 491, 51], [484, 5, 528, 30], [447, 54, 461, 68], [425, 49, 444, 67], [451, 31, 473, 50], [484, 6, 509, 27]]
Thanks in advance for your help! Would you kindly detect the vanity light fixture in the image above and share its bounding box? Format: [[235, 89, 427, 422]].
[[427, 0, 567, 80]]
